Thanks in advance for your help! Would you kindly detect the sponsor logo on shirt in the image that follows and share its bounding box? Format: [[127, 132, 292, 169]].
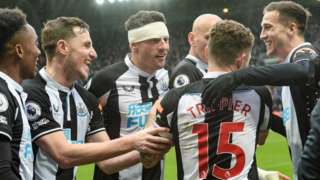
[[0, 93, 9, 112], [31, 118, 50, 130], [127, 102, 152, 128], [282, 107, 290, 124], [52, 103, 59, 113], [22, 132, 33, 159], [63, 128, 84, 144]]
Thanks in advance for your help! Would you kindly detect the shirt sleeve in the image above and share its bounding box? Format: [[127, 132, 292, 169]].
[[169, 62, 203, 89], [298, 101, 320, 179], [0, 88, 17, 141], [155, 88, 185, 129], [24, 86, 61, 141], [254, 87, 273, 132], [0, 137, 19, 180], [85, 92, 105, 136]]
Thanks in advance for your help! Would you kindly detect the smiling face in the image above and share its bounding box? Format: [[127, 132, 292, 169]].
[[260, 10, 291, 60], [133, 37, 169, 74], [19, 24, 41, 79], [64, 27, 97, 81]]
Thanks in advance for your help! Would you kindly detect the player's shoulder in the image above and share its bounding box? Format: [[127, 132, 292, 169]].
[[170, 59, 202, 88], [92, 61, 128, 83], [165, 80, 204, 101], [171, 58, 200, 76], [75, 84, 99, 105], [292, 44, 318, 62], [161, 80, 204, 113], [22, 75, 47, 95], [87, 61, 128, 96], [0, 78, 14, 105]]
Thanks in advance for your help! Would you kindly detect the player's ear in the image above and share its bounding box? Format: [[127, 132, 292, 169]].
[[56, 39, 69, 56], [130, 42, 139, 53], [235, 52, 247, 69], [15, 43, 24, 59], [288, 21, 298, 36], [188, 32, 194, 46]]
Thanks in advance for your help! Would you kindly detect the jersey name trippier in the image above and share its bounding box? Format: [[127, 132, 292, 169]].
[[87, 54, 169, 180], [23, 68, 105, 180], [0, 72, 33, 180], [156, 72, 272, 180], [280, 42, 319, 179], [169, 54, 207, 89]]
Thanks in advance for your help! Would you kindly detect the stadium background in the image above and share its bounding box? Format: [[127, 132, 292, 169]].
[[1, 0, 319, 179]]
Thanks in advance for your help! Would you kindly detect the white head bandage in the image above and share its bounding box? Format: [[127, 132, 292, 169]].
[[128, 22, 169, 43]]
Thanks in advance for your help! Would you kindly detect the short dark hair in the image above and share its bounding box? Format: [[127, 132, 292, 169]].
[[41, 17, 89, 59], [0, 8, 27, 57], [124, 10, 166, 31], [264, 1, 311, 35], [208, 20, 254, 66]]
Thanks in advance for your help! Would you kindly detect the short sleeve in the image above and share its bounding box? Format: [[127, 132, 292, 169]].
[[24, 86, 61, 141]]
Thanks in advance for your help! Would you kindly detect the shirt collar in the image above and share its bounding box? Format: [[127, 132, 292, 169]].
[[0, 71, 24, 93], [39, 68, 73, 93], [186, 54, 208, 72], [284, 42, 311, 63], [203, 71, 228, 79]]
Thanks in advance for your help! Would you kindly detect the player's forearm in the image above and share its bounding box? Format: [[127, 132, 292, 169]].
[[97, 150, 140, 174], [236, 63, 309, 86], [50, 135, 136, 168], [0, 141, 19, 180]]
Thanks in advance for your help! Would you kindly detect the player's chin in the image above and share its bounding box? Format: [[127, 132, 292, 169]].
[[79, 70, 89, 81], [156, 58, 166, 68]]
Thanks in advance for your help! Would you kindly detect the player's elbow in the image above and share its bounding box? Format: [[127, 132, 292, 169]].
[[55, 155, 75, 169], [50, 147, 77, 168], [97, 162, 117, 175]]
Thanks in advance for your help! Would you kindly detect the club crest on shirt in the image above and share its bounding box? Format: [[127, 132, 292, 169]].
[[0, 93, 8, 112], [158, 78, 169, 91], [77, 103, 88, 117], [26, 101, 41, 121], [173, 74, 190, 88]]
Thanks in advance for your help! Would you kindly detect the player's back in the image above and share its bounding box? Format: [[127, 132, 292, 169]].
[[156, 79, 271, 180]]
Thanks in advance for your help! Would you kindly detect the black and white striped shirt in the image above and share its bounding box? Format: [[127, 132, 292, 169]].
[[0, 71, 33, 180], [156, 72, 272, 180], [87, 54, 169, 180], [23, 68, 105, 180]]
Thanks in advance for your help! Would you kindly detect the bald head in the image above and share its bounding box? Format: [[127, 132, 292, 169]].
[[189, 14, 222, 63], [192, 14, 222, 33]]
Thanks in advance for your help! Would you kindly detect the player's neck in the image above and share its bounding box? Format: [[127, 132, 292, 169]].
[[130, 55, 156, 75], [278, 36, 305, 62], [45, 59, 74, 88], [0, 58, 23, 84], [207, 61, 236, 73]]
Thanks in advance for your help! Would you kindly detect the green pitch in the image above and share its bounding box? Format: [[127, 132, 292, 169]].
[[77, 131, 292, 179]]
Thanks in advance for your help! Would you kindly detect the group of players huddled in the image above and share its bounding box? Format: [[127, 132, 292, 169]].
[[0, 1, 319, 180]]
